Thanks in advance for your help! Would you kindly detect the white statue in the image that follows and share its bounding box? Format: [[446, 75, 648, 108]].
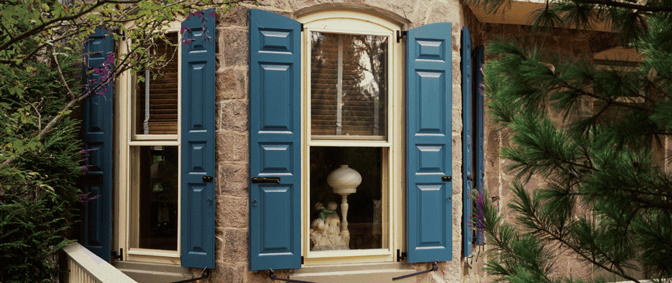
[[310, 202, 349, 250]]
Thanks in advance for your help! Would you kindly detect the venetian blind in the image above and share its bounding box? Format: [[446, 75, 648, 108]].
[[310, 32, 388, 137], [135, 33, 179, 135]]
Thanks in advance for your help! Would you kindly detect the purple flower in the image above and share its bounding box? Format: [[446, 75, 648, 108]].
[[180, 26, 192, 34], [209, 9, 216, 19], [183, 38, 195, 45], [79, 192, 101, 203]]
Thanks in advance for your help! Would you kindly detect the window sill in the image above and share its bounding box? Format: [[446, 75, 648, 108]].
[[289, 262, 417, 283], [113, 261, 191, 283]]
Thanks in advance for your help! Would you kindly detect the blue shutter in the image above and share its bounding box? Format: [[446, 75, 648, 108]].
[[461, 27, 473, 258], [406, 22, 453, 263], [180, 9, 217, 269], [248, 9, 302, 271], [474, 45, 485, 246], [81, 28, 114, 261]]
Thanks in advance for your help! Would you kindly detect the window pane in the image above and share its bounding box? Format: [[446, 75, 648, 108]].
[[135, 33, 179, 135], [131, 146, 178, 251], [309, 147, 384, 251], [310, 32, 388, 138]]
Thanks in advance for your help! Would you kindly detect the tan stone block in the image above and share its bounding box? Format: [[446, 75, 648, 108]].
[[452, 134, 461, 162], [217, 132, 249, 162], [218, 5, 250, 27], [215, 229, 225, 262], [218, 163, 249, 197], [452, 109, 462, 133], [223, 29, 249, 67], [452, 162, 462, 195], [224, 229, 248, 263], [215, 102, 223, 132], [208, 263, 245, 283], [247, 270, 272, 282], [216, 69, 248, 100], [221, 100, 249, 132], [427, 0, 460, 25], [217, 196, 248, 228]]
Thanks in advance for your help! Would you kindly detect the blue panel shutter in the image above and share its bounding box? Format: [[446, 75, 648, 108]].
[[81, 28, 114, 261], [248, 9, 302, 271], [474, 45, 486, 246], [406, 22, 453, 263], [180, 9, 217, 269], [461, 27, 473, 258]]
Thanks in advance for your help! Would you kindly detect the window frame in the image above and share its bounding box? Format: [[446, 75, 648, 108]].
[[114, 21, 183, 265], [298, 11, 405, 265]]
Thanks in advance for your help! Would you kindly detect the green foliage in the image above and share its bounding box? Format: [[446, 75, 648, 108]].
[[0, 52, 81, 282], [0, 0, 242, 281], [479, 3, 672, 283]]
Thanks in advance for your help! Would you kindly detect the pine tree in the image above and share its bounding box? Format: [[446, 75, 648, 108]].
[[468, 0, 672, 281]]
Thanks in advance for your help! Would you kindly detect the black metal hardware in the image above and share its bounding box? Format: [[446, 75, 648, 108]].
[[251, 177, 281, 184], [466, 174, 473, 181], [447, 196, 452, 202], [202, 176, 213, 182], [252, 199, 258, 206], [301, 256, 304, 264], [396, 249, 407, 262], [111, 248, 123, 261], [396, 30, 407, 43], [171, 268, 209, 283], [392, 260, 438, 280], [442, 176, 452, 182], [269, 269, 315, 283], [300, 23, 304, 31]]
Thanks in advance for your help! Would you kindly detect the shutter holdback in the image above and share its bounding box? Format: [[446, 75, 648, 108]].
[[170, 267, 209, 283], [269, 269, 315, 283], [392, 260, 439, 280]]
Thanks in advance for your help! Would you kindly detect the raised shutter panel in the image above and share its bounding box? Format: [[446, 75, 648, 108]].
[[474, 45, 486, 246], [180, 8, 216, 269], [461, 26, 473, 258], [81, 28, 114, 261], [248, 9, 302, 271], [406, 22, 453, 263]]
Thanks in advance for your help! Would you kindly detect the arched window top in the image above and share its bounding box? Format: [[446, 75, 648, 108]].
[[298, 9, 402, 34]]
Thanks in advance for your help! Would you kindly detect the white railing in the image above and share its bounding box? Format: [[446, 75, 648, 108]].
[[63, 242, 137, 283]]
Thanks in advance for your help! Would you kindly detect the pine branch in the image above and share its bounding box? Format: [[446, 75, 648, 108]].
[[580, 0, 672, 12]]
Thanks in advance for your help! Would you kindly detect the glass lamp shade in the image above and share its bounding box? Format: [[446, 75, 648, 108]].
[[327, 165, 362, 195]]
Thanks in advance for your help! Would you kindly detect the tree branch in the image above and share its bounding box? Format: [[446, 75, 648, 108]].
[[52, 52, 75, 99]]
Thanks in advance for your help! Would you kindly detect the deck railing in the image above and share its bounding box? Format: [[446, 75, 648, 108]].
[[63, 243, 136, 283]]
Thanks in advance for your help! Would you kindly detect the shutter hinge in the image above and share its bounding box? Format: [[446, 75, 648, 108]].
[[301, 23, 304, 32], [111, 248, 123, 261], [301, 256, 304, 264], [396, 249, 407, 262], [396, 30, 407, 43]]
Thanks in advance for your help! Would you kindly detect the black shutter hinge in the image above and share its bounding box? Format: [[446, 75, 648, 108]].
[[396, 30, 407, 43], [301, 256, 304, 264], [396, 249, 407, 262], [111, 248, 123, 261], [301, 23, 304, 32]]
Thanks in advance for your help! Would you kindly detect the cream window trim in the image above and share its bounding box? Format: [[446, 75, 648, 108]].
[[299, 10, 404, 266], [115, 24, 182, 265]]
